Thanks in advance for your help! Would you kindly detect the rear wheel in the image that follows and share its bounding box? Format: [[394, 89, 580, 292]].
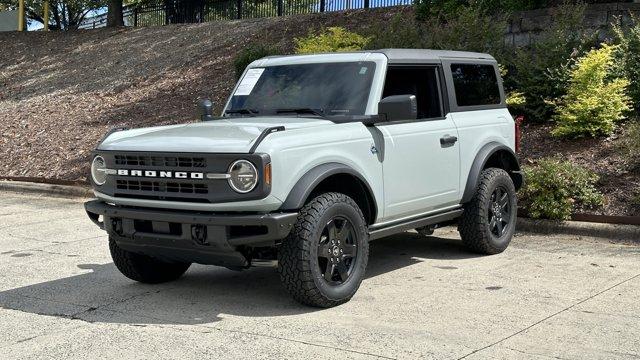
[[109, 237, 191, 284], [458, 168, 517, 255], [278, 192, 369, 308]]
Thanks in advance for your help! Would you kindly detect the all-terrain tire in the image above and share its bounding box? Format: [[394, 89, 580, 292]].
[[458, 168, 517, 255], [109, 237, 191, 284], [278, 192, 369, 308]]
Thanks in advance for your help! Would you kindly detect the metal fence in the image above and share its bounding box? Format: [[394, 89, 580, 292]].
[[79, 0, 412, 29]]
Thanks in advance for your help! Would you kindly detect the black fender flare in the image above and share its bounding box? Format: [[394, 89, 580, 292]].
[[461, 142, 523, 204], [280, 163, 378, 217]]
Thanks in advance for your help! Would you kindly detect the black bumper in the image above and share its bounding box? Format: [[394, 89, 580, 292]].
[[84, 200, 298, 267]]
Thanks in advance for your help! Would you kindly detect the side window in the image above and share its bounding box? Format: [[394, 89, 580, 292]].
[[450, 64, 501, 107], [382, 66, 443, 119]]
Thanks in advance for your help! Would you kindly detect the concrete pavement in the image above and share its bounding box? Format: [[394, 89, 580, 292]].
[[0, 192, 639, 359]]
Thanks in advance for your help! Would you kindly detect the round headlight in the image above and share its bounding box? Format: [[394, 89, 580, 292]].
[[91, 156, 107, 186], [228, 160, 258, 193]]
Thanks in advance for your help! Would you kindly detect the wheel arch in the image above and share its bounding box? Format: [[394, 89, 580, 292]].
[[280, 163, 378, 224], [461, 142, 523, 204]]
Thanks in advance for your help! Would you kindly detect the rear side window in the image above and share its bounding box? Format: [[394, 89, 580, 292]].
[[450, 64, 501, 107], [382, 66, 443, 119]]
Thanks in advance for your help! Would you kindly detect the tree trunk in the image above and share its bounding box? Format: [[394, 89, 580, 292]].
[[107, 0, 124, 27]]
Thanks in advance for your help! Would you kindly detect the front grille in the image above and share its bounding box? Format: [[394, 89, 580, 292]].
[[116, 180, 208, 194], [98, 151, 270, 203], [114, 155, 206, 168]]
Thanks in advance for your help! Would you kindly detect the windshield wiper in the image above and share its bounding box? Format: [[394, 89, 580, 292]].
[[275, 108, 325, 117], [225, 108, 259, 116]]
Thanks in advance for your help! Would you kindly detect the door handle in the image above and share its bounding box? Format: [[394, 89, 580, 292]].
[[440, 135, 458, 147]]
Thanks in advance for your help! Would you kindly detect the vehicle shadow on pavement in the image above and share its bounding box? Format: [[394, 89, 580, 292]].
[[0, 232, 481, 325]]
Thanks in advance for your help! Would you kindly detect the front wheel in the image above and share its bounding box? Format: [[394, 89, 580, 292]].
[[458, 168, 517, 255], [278, 192, 369, 308], [109, 237, 191, 284]]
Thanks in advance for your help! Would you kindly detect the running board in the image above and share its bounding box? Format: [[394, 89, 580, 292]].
[[368, 208, 464, 241]]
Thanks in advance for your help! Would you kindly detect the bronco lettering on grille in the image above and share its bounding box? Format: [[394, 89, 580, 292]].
[[116, 169, 204, 179]]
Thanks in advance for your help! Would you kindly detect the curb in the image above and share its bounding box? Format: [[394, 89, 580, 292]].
[[0, 180, 93, 199], [517, 218, 640, 242], [2, 180, 639, 242]]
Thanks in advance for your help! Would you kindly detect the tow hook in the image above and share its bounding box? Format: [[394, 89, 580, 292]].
[[191, 224, 208, 245], [111, 218, 123, 236]]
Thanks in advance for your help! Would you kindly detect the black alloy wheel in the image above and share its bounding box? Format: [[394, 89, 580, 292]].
[[317, 216, 358, 285], [488, 185, 512, 238]]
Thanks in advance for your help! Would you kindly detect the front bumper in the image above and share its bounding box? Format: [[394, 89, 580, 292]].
[[85, 200, 298, 267]]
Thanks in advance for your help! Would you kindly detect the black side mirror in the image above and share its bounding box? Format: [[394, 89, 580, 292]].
[[199, 98, 214, 121], [378, 95, 417, 122]]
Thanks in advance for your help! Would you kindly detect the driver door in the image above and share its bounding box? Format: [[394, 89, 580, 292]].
[[377, 65, 460, 222]]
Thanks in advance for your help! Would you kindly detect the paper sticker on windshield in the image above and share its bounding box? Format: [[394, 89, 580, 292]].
[[359, 67, 368, 75], [234, 68, 265, 96]]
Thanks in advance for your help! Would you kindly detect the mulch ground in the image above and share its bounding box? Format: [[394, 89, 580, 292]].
[[1, 7, 637, 216], [520, 122, 640, 216], [0, 8, 409, 180]]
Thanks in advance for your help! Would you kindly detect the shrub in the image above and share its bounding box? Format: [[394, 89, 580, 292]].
[[365, 14, 424, 49], [552, 45, 632, 138], [414, 0, 549, 21], [633, 191, 640, 206], [521, 158, 604, 220], [505, 3, 597, 123], [620, 120, 640, 169], [366, 7, 507, 56], [613, 16, 640, 113], [294, 27, 370, 54], [506, 91, 526, 113], [233, 45, 279, 80], [414, 0, 465, 20]]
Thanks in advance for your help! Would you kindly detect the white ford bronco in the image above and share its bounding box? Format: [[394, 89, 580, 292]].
[[85, 49, 523, 307]]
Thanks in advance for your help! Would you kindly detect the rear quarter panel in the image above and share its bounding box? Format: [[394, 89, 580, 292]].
[[451, 109, 515, 195]]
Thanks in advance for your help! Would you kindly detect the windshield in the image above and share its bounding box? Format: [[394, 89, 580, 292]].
[[226, 62, 377, 117]]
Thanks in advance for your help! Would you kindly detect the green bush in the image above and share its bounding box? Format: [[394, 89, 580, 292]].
[[505, 3, 597, 123], [413, 0, 549, 21], [233, 45, 279, 80], [620, 120, 640, 169], [521, 158, 604, 220], [367, 7, 507, 56], [294, 27, 370, 54], [613, 16, 640, 113], [414, 0, 465, 20], [366, 14, 424, 49], [552, 44, 632, 138]]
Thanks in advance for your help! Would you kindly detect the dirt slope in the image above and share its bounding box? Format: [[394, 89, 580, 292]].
[[0, 7, 637, 216], [0, 8, 407, 181]]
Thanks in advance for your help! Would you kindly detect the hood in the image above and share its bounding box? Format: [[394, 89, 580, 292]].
[[98, 117, 332, 153]]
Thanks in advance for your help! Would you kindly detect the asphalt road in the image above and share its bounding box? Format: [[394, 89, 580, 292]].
[[1, 192, 639, 359]]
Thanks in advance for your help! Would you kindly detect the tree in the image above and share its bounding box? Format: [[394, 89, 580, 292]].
[[106, 0, 123, 26], [0, 0, 105, 29]]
